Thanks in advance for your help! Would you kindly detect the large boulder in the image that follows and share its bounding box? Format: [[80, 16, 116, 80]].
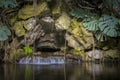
[[34, 17, 65, 51], [55, 12, 71, 30], [68, 19, 93, 49], [13, 18, 37, 37], [65, 33, 83, 51]]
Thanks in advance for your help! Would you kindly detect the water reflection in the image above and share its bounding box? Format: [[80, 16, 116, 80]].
[[0, 63, 120, 80]]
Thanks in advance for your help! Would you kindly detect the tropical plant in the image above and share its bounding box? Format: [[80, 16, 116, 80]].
[[23, 45, 33, 55], [71, 8, 96, 19], [0, 0, 17, 8], [70, 7, 120, 41], [98, 15, 120, 37], [0, 25, 11, 41], [83, 15, 120, 40]]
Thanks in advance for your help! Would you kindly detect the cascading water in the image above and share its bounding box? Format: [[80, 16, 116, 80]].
[[19, 56, 65, 65]]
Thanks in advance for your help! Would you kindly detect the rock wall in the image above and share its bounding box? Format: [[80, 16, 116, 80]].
[[2, 0, 119, 62]]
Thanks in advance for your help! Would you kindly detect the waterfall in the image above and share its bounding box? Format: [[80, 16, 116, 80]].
[[19, 56, 65, 65]]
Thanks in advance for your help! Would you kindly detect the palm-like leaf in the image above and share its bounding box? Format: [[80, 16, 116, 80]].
[[0, 0, 17, 8], [99, 15, 119, 37], [70, 8, 95, 19], [0, 30, 8, 41], [83, 18, 99, 31]]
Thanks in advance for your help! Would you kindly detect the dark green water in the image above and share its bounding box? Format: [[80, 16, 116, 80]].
[[0, 63, 120, 80]]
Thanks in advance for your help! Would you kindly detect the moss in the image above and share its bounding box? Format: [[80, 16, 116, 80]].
[[8, 15, 18, 27], [51, 0, 62, 18], [70, 48, 85, 60], [69, 19, 82, 36], [69, 19, 90, 48], [13, 21, 26, 37], [18, 2, 49, 19], [9, 49, 25, 61]]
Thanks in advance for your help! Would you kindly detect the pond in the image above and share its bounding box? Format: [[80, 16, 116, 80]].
[[0, 63, 120, 80]]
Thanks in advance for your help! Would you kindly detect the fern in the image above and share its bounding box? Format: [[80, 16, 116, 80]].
[[0, 25, 11, 41]]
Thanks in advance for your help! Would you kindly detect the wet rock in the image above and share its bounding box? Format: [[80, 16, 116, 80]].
[[103, 49, 120, 59], [25, 23, 44, 45], [18, 1, 49, 19], [68, 19, 93, 49]]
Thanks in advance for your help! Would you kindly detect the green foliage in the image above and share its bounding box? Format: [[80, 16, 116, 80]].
[[94, 31, 105, 41], [23, 45, 33, 55], [71, 8, 96, 19], [83, 18, 99, 31], [99, 15, 119, 37], [83, 15, 120, 38], [0, 0, 17, 8], [70, 7, 120, 41], [0, 25, 11, 41]]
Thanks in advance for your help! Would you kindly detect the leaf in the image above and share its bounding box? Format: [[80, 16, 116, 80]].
[[99, 15, 119, 37], [0, 0, 17, 8], [1, 26, 11, 36], [83, 18, 99, 31], [70, 8, 96, 19], [95, 31, 104, 41], [0, 29, 8, 41]]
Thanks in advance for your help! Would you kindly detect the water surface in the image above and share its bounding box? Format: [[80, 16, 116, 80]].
[[0, 63, 120, 80]]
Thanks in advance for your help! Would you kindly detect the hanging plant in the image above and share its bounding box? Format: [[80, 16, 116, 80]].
[[0, 25, 11, 41]]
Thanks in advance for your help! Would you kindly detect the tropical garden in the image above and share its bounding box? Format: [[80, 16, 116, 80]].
[[0, 0, 120, 63]]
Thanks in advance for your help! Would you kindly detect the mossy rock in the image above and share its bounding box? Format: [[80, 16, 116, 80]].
[[51, 0, 62, 18], [55, 12, 71, 30], [69, 19, 82, 37], [68, 19, 93, 49], [18, 2, 49, 19], [66, 33, 83, 51], [13, 21, 26, 37]]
